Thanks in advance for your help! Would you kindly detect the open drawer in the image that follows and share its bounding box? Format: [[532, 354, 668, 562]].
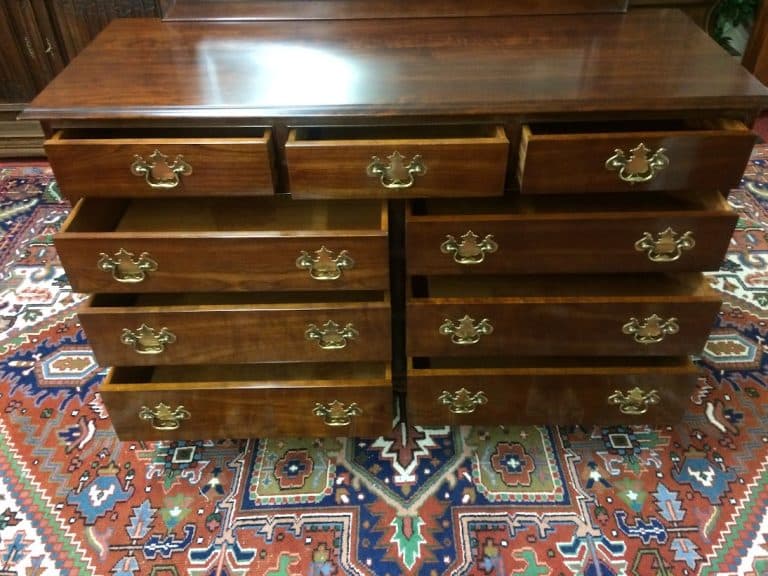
[[406, 190, 737, 274], [102, 363, 392, 439], [285, 125, 509, 198], [407, 274, 721, 357], [45, 127, 275, 197], [518, 119, 755, 194], [407, 357, 698, 425], [79, 291, 391, 366], [56, 196, 389, 292]]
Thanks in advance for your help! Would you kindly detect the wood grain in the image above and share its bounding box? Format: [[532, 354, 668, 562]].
[[285, 126, 508, 199], [45, 129, 275, 197], [407, 357, 698, 425], [78, 294, 392, 366], [406, 190, 737, 274], [518, 120, 756, 194], [102, 363, 392, 439], [407, 274, 722, 357], [56, 197, 389, 292], [22, 11, 768, 121]]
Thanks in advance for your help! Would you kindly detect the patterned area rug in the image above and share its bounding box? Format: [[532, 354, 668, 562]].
[[1, 153, 768, 576]]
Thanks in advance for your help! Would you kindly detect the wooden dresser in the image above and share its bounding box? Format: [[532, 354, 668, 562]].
[[23, 3, 768, 439]]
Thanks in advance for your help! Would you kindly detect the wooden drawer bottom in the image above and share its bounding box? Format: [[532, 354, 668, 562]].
[[407, 357, 698, 425], [102, 363, 392, 440]]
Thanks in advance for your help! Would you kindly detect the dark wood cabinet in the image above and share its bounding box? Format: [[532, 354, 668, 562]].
[[0, 0, 158, 157]]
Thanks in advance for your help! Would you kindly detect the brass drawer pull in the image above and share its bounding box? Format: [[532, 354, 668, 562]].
[[130, 149, 192, 189], [97, 248, 158, 283], [438, 388, 488, 414], [608, 387, 660, 415], [139, 402, 190, 430], [440, 231, 498, 265], [366, 151, 426, 189], [622, 314, 679, 344], [296, 246, 354, 280], [313, 400, 362, 426], [605, 143, 669, 184], [439, 315, 493, 345], [305, 320, 358, 350], [121, 324, 176, 354], [635, 228, 695, 262]]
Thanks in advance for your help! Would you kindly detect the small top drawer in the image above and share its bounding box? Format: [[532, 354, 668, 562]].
[[285, 125, 509, 199], [518, 119, 755, 194], [45, 127, 275, 197]]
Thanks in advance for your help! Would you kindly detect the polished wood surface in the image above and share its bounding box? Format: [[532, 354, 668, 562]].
[[407, 357, 698, 425], [406, 190, 737, 275], [286, 126, 508, 199], [407, 274, 722, 357], [46, 129, 275, 196], [103, 363, 392, 439], [79, 293, 391, 366], [22, 11, 768, 121], [162, 0, 628, 21], [56, 197, 389, 292], [518, 120, 756, 194]]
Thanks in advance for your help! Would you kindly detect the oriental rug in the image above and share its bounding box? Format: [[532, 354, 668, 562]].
[[1, 152, 767, 575]]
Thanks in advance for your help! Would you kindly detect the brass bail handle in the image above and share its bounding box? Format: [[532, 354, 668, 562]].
[[439, 315, 493, 345], [605, 143, 669, 184], [622, 314, 679, 345], [438, 388, 488, 414], [635, 228, 695, 263], [366, 151, 426, 189], [130, 149, 192, 189], [312, 400, 362, 426], [121, 324, 176, 354], [440, 231, 498, 265], [608, 388, 660, 415], [97, 248, 157, 283], [138, 403, 191, 430], [296, 246, 354, 280]]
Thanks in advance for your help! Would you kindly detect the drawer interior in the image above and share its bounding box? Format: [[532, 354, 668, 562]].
[[107, 362, 389, 388], [410, 356, 696, 373], [64, 197, 386, 233], [523, 118, 748, 137], [411, 273, 714, 299], [51, 126, 270, 141], [410, 189, 729, 217], [89, 290, 389, 308], [289, 124, 504, 142]]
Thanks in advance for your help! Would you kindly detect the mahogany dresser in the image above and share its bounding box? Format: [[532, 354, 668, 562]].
[[23, 1, 768, 439]]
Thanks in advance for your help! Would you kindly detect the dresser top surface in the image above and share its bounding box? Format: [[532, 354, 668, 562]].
[[24, 10, 768, 121]]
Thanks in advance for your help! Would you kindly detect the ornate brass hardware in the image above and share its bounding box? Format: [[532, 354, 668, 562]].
[[605, 143, 669, 184], [296, 246, 354, 280], [121, 324, 176, 354], [312, 400, 362, 426], [634, 228, 695, 262], [305, 320, 358, 350], [438, 388, 488, 414], [130, 149, 192, 189], [440, 231, 498, 265], [97, 248, 158, 283], [439, 315, 493, 345], [138, 402, 190, 430], [366, 151, 426, 189], [622, 314, 679, 344], [607, 387, 660, 416]]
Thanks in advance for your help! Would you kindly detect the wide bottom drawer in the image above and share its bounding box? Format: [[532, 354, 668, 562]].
[[102, 363, 393, 439], [407, 357, 699, 425]]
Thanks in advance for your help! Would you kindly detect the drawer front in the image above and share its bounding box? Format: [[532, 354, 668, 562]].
[[407, 361, 698, 425], [45, 130, 274, 197], [79, 301, 391, 366], [102, 366, 392, 439], [285, 127, 509, 199], [407, 298, 721, 357], [57, 199, 389, 293], [518, 121, 755, 194], [407, 197, 737, 275]]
